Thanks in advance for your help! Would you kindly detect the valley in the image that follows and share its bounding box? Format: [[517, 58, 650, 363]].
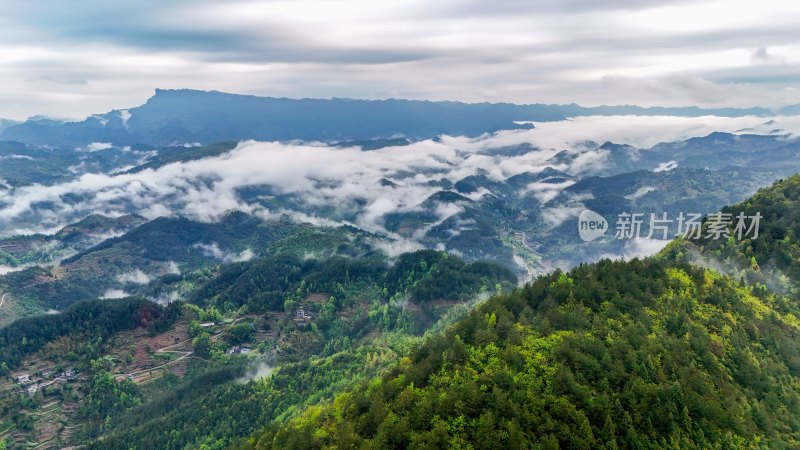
[[0, 242, 516, 448]]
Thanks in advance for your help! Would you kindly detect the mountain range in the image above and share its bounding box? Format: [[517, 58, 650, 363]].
[[0, 89, 787, 146], [3, 90, 800, 449]]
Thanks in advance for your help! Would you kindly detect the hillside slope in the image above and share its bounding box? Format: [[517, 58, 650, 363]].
[[665, 173, 800, 295], [241, 176, 800, 449], [242, 259, 800, 449], [0, 247, 517, 449]]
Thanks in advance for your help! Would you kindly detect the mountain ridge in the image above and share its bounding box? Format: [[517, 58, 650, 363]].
[[0, 89, 780, 147]]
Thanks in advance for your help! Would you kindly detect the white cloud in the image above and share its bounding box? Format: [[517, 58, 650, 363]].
[[0, 265, 25, 275], [370, 238, 424, 257], [621, 238, 672, 259], [117, 269, 151, 284], [566, 149, 610, 175], [594, 238, 673, 262], [541, 206, 582, 228], [625, 186, 656, 200], [152, 290, 181, 306], [85, 142, 113, 152], [653, 161, 678, 172], [523, 179, 576, 203], [165, 261, 181, 274], [194, 242, 254, 263], [101, 289, 128, 299], [119, 109, 131, 128], [0, 154, 34, 160]]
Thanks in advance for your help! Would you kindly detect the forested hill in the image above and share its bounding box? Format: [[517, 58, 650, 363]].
[[21, 250, 515, 449], [242, 258, 800, 449], [239, 176, 800, 449], [664, 173, 800, 295]]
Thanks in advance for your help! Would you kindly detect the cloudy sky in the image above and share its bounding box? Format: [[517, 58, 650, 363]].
[[2, 0, 799, 120]]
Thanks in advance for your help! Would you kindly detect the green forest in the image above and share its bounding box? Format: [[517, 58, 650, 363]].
[[241, 259, 800, 449], [1, 248, 517, 449], [0, 298, 169, 374], [668, 174, 800, 295]]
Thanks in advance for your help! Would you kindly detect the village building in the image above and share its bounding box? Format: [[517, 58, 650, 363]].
[[227, 345, 241, 355]]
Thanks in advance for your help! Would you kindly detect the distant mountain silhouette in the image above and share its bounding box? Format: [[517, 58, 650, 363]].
[[0, 89, 775, 146]]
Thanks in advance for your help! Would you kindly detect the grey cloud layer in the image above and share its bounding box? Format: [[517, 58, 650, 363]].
[[1, 0, 799, 119]]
